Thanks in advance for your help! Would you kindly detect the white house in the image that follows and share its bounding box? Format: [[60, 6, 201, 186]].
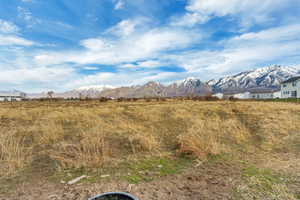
[[250, 90, 277, 99], [222, 92, 251, 99], [281, 76, 300, 98], [234, 92, 251, 99], [212, 93, 224, 99], [0, 92, 26, 101], [220, 90, 281, 100], [273, 90, 281, 99]]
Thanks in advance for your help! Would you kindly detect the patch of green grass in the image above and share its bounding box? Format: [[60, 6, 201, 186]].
[[48, 156, 193, 185], [233, 165, 297, 200], [243, 166, 283, 191], [122, 156, 192, 184], [205, 153, 233, 164], [49, 167, 88, 183]]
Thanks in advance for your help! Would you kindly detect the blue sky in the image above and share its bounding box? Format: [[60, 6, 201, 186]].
[[1, 0, 300, 92]]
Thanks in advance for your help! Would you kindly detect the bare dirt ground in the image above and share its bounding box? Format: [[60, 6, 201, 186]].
[[1, 152, 300, 200], [0, 162, 242, 200]]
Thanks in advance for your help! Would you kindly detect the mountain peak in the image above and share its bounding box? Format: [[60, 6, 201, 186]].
[[208, 65, 300, 92], [144, 81, 162, 87], [76, 85, 115, 92], [176, 77, 200, 85]]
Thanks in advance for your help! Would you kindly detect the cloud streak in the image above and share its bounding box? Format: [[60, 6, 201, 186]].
[[35, 26, 201, 66], [173, 0, 299, 29]]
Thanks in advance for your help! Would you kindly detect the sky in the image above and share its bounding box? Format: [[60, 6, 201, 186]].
[[1, 0, 300, 92]]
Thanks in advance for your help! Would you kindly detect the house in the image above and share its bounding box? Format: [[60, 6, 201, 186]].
[[212, 93, 224, 99], [281, 76, 300, 98], [273, 90, 281, 99], [249, 90, 278, 99], [220, 89, 281, 100], [223, 92, 251, 99], [0, 92, 26, 101], [233, 92, 251, 99]]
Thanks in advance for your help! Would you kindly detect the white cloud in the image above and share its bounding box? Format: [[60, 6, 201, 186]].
[[120, 60, 165, 69], [17, 6, 33, 21], [17, 6, 41, 27], [106, 18, 147, 37], [0, 19, 35, 46], [114, 0, 124, 10], [80, 38, 111, 51], [35, 27, 200, 66], [134, 28, 195, 53], [82, 66, 99, 70], [0, 66, 75, 84], [171, 12, 209, 27], [66, 70, 180, 89], [165, 23, 300, 75], [0, 20, 19, 34], [173, 0, 298, 29], [229, 24, 300, 45], [0, 35, 34, 46], [137, 60, 163, 68]]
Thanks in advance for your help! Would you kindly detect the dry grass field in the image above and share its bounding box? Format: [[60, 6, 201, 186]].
[[0, 99, 300, 199]]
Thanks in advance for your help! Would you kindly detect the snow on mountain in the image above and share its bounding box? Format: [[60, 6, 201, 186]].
[[175, 77, 199, 86], [76, 85, 116, 92], [207, 65, 300, 92], [166, 77, 212, 96], [99, 79, 212, 98]]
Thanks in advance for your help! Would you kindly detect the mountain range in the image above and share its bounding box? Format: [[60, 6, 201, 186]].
[[3, 65, 300, 98], [207, 65, 300, 93]]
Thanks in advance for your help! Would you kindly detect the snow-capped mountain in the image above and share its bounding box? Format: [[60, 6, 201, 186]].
[[76, 85, 116, 92], [207, 65, 300, 92], [100, 78, 212, 98], [19, 65, 300, 99], [166, 77, 212, 96], [60, 85, 116, 98]]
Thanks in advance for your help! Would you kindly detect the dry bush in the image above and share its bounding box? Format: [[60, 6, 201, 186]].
[[178, 124, 221, 158], [99, 97, 110, 102], [49, 128, 107, 169], [34, 120, 65, 145], [127, 132, 160, 153], [0, 130, 32, 177], [176, 111, 267, 158]]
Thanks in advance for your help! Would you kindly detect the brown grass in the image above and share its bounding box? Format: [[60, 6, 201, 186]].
[[0, 100, 299, 178], [0, 129, 32, 176]]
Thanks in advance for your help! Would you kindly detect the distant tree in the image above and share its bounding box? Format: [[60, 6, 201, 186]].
[[47, 91, 54, 99], [79, 93, 84, 100]]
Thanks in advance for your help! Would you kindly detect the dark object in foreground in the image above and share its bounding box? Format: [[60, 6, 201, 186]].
[[89, 192, 139, 200]]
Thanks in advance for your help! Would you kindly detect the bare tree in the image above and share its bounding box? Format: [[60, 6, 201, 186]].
[[79, 93, 83, 100], [47, 91, 54, 99]]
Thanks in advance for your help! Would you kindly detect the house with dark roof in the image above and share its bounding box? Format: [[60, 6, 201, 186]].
[[281, 76, 300, 98]]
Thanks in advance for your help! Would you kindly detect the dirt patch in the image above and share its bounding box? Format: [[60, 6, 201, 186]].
[[0, 162, 241, 200]]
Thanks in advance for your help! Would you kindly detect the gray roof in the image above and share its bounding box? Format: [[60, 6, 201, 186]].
[[281, 76, 300, 84]]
